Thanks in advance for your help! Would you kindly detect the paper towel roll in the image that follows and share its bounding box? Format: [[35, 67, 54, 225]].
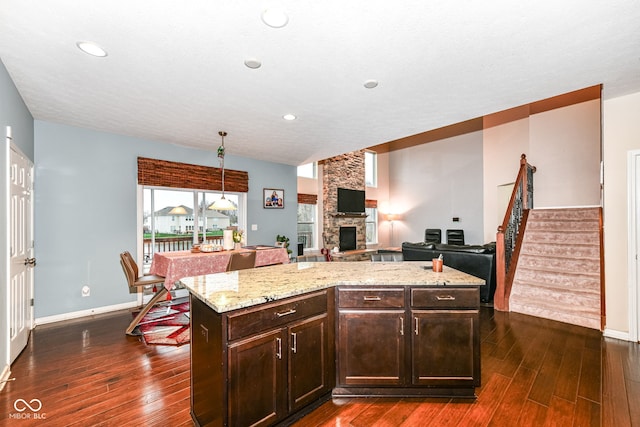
[[223, 229, 234, 250]]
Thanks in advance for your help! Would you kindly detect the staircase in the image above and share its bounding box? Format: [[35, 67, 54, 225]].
[[509, 207, 602, 330]]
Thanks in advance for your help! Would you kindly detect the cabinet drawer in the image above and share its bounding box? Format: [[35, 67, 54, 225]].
[[411, 287, 479, 309], [338, 288, 404, 309], [227, 291, 327, 341]]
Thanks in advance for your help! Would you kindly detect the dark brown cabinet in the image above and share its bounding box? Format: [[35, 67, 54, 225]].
[[191, 289, 334, 427], [228, 329, 284, 427], [336, 287, 405, 386], [334, 286, 480, 398], [288, 314, 332, 412], [411, 311, 479, 387]]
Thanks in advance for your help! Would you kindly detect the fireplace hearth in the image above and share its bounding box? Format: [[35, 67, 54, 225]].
[[339, 227, 357, 252]]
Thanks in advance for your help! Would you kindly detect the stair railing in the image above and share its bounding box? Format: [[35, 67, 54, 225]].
[[494, 154, 536, 311]]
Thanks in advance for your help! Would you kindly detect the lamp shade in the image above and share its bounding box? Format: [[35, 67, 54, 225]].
[[168, 206, 188, 215], [208, 196, 236, 211]]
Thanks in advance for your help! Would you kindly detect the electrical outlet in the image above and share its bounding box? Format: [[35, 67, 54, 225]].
[[81, 285, 90, 297], [251, 224, 258, 231]]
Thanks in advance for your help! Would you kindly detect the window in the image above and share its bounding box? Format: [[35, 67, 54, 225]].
[[297, 203, 317, 250], [142, 187, 244, 265], [365, 151, 377, 188], [297, 162, 317, 179], [365, 206, 378, 244]]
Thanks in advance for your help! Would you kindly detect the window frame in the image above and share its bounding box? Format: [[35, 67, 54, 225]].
[[297, 202, 318, 251], [140, 185, 246, 266], [365, 151, 377, 188]]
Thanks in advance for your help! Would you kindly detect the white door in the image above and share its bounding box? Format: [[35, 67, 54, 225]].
[[8, 142, 34, 364], [636, 153, 640, 343]]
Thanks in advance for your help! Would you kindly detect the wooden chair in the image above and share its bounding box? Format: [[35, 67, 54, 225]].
[[120, 251, 168, 335], [227, 250, 257, 271]]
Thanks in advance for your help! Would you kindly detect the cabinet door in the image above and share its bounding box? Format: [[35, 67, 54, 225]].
[[228, 329, 286, 427], [288, 314, 330, 412], [337, 310, 405, 386], [411, 310, 480, 387]]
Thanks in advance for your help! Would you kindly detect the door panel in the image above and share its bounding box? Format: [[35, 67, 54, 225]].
[[9, 143, 34, 364], [337, 310, 405, 386]]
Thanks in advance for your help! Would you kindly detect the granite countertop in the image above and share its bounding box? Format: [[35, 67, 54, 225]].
[[180, 261, 485, 313]]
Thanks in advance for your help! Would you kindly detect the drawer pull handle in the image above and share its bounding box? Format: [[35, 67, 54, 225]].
[[436, 295, 456, 301], [276, 309, 297, 317], [363, 296, 381, 301]]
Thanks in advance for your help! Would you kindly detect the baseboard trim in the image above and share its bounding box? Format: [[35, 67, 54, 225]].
[[35, 288, 189, 327], [603, 328, 631, 342], [35, 301, 139, 327], [0, 364, 11, 392]]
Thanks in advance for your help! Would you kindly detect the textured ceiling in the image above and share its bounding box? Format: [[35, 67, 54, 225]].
[[1, 1, 639, 165]]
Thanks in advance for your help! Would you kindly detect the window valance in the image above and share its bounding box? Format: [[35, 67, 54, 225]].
[[298, 193, 318, 204], [137, 157, 248, 193]]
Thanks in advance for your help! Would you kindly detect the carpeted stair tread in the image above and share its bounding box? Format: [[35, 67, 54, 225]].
[[516, 254, 600, 275], [519, 242, 600, 258], [513, 268, 600, 291], [528, 207, 601, 221], [526, 219, 600, 232], [508, 302, 601, 330], [510, 276, 600, 296], [523, 230, 600, 244]]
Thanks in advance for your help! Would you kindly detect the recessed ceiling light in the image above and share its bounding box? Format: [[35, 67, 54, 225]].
[[283, 114, 296, 121], [261, 8, 289, 28], [76, 41, 108, 57], [364, 80, 379, 89], [244, 58, 262, 69]]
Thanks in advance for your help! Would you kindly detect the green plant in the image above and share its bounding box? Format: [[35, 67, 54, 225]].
[[276, 234, 292, 254]]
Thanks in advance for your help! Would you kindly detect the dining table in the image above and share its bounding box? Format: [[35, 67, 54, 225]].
[[149, 246, 289, 290]]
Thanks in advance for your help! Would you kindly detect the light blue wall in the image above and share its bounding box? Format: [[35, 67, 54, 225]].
[[1, 59, 34, 368], [389, 131, 485, 245], [34, 121, 297, 318]]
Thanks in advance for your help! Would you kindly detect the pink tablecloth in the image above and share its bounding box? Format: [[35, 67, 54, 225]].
[[149, 247, 289, 290]]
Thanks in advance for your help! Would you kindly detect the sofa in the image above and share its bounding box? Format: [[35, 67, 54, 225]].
[[402, 241, 496, 303]]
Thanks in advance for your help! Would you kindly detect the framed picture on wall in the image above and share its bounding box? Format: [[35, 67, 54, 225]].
[[264, 188, 284, 209]]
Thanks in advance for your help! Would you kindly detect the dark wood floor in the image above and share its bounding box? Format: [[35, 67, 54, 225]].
[[1, 306, 638, 426]]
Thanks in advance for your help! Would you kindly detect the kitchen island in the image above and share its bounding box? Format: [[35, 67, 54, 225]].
[[181, 261, 484, 427]]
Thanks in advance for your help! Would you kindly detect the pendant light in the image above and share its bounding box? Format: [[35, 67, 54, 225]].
[[208, 131, 237, 210]]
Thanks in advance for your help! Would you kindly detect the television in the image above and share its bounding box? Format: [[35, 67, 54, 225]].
[[337, 187, 365, 214]]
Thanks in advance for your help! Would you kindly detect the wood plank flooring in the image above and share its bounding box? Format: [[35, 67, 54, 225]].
[[0, 305, 638, 426]]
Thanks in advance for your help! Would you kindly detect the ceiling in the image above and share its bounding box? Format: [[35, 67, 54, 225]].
[[1, 1, 639, 166]]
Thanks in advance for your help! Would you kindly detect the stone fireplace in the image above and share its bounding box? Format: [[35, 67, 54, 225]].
[[321, 150, 367, 253]]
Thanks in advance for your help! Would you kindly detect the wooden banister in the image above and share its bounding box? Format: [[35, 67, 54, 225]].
[[494, 154, 536, 311]]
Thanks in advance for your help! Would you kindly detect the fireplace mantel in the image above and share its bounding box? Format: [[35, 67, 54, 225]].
[[330, 212, 368, 218]]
